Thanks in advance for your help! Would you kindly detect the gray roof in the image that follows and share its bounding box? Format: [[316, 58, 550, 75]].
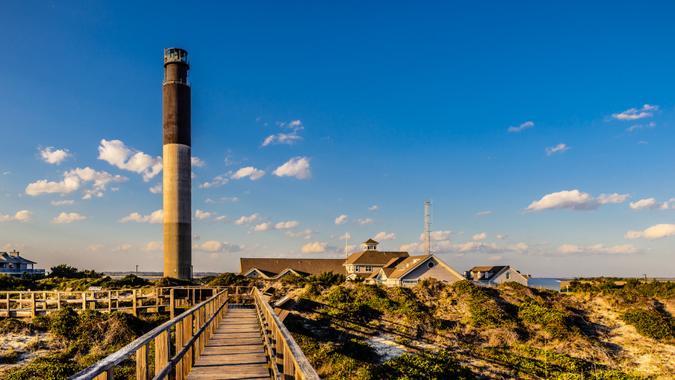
[[0, 252, 36, 264]]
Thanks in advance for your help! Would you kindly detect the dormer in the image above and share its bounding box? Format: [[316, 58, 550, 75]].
[[362, 239, 379, 251]]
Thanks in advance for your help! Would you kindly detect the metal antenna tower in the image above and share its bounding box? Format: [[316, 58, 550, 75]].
[[344, 233, 350, 258], [424, 201, 431, 255]]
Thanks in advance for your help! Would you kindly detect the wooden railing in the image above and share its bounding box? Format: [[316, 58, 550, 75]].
[[70, 289, 230, 380], [253, 288, 320, 380], [0, 286, 250, 318]]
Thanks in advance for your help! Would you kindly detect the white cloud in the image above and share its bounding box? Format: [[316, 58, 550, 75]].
[[87, 244, 104, 252], [119, 209, 163, 224], [97, 139, 162, 181], [194, 209, 213, 220], [400, 239, 528, 255], [262, 120, 304, 147], [334, 214, 348, 225], [143, 241, 163, 252], [507, 121, 534, 133], [545, 143, 570, 156], [52, 212, 86, 224], [235, 213, 260, 225], [191, 156, 205, 168], [113, 244, 133, 253], [50, 200, 74, 206], [275, 220, 299, 230], [419, 230, 452, 241], [253, 222, 271, 232], [25, 167, 127, 199], [612, 104, 658, 121], [368, 205, 379, 212], [357, 218, 373, 225], [629, 197, 673, 211], [302, 241, 327, 253], [39, 147, 71, 165], [214, 215, 228, 222], [287, 229, 314, 239], [625, 224, 675, 240], [626, 121, 656, 133], [476, 210, 492, 217], [273, 157, 311, 179], [496, 234, 508, 240], [0, 210, 33, 223], [199, 175, 229, 189], [472, 232, 487, 241], [194, 240, 243, 253], [374, 231, 396, 241], [149, 183, 162, 194], [232, 166, 265, 181], [526, 189, 628, 212], [558, 243, 638, 255], [205, 196, 239, 203]]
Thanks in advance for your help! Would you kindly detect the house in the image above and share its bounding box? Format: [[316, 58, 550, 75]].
[[367, 254, 465, 287], [0, 250, 45, 277], [343, 239, 409, 280], [466, 265, 528, 286], [240, 258, 345, 280]]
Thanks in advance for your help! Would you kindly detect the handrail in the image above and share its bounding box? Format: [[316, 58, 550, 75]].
[[70, 289, 230, 380], [253, 288, 319, 380]]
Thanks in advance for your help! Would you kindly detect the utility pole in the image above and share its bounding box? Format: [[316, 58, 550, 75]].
[[424, 201, 431, 256]]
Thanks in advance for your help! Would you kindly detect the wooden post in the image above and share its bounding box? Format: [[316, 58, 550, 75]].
[[30, 293, 36, 318], [170, 288, 175, 319], [154, 330, 169, 377], [155, 287, 160, 313], [56, 292, 61, 310], [82, 292, 87, 311], [132, 290, 138, 317], [6, 293, 11, 316], [107, 291, 112, 312], [175, 319, 184, 380], [184, 313, 193, 378], [136, 344, 149, 380], [283, 345, 294, 378]]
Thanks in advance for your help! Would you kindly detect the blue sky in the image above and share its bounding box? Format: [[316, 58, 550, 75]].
[[1, 1, 674, 276]]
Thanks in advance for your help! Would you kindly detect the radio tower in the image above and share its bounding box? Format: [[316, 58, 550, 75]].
[[424, 201, 431, 255]]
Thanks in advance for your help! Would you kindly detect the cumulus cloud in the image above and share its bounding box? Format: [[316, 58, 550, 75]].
[[98, 139, 162, 181], [52, 212, 86, 224], [194, 240, 243, 253], [39, 147, 71, 165], [472, 232, 487, 241], [629, 197, 673, 211], [235, 213, 260, 225], [526, 190, 628, 212], [0, 210, 33, 223], [119, 209, 163, 224], [262, 120, 304, 147], [143, 241, 163, 251], [545, 143, 570, 156], [368, 205, 379, 212], [357, 218, 373, 225], [199, 175, 229, 189], [625, 224, 675, 240], [302, 241, 327, 253], [194, 209, 213, 220], [287, 229, 313, 239], [253, 222, 271, 232], [113, 244, 133, 253], [373, 231, 396, 241], [334, 214, 348, 225], [149, 183, 162, 194], [507, 121, 534, 133], [25, 167, 127, 199], [275, 220, 299, 230], [273, 157, 311, 179], [231, 167, 265, 181], [191, 157, 205, 168], [557, 243, 638, 255], [612, 104, 658, 121]]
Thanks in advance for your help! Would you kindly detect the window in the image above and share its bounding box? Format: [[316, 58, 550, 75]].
[[365, 266, 372, 272], [427, 262, 435, 268], [506, 272, 510, 280], [355, 266, 360, 272]]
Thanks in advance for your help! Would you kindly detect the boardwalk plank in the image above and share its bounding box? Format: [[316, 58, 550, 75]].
[[187, 308, 271, 380]]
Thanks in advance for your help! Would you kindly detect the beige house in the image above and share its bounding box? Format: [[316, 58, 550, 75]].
[[367, 254, 464, 287], [240, 258, 345, 280], [343, 239, 409, 280], [466, 265, 529, 286]]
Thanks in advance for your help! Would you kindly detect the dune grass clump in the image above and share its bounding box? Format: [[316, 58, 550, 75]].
[[450, 280, 514, 328], [621, 308, 674, 341], [518, 299, 578, 338]]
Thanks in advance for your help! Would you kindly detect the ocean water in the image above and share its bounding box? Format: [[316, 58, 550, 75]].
[[528, 278, 567, 291]]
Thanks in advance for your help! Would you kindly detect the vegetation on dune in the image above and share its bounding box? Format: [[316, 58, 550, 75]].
[[620, 308, 674, 342], [4, 308, 166, 380], [205, 272, 252, 287]]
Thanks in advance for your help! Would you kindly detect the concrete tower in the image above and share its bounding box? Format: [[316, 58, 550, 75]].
[[162, 48, 192, 279]]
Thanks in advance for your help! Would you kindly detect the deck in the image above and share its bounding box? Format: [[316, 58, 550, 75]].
[[187, 307, 269, 379]]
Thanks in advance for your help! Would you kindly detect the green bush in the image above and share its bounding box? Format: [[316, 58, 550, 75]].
[[48, 307, 80, 340], [372, 350, 473, 379], [5, 355, 82, 380], [207, 272, 251, 287], [621, 308, 674, 341], [518, 299, 575, 337], [49, 264, 101, 279], [451, 280, 512, 328], [0, 318, 31, 334]]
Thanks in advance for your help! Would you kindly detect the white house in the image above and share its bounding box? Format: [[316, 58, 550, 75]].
[[0, 250, 45, 277], [466, 265, 529, 286], [368, 255, 465, 287]]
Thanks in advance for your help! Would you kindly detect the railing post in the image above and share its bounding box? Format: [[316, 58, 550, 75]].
[[82, 292, 87, 311], [56, 292, 61, 310], [5, 293, 10, 316], [30, 292, 36, 318], [154, 330, 169, 377], [283, 345, 294, 379], [107, 290, 112, 313], [183, 313, 193, 378], [175, 319, 184, 380], [132, 289, 138, 317], [136, 344, 149, 380], [170, 288, 175, 319]]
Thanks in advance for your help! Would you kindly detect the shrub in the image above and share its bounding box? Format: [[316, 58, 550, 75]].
[[0, 318, 31, 334], [49, 264, 101, 279], [48, 307, 80, 340], [207, 272, 251, 287], [372, 350, 473, 379], [621, 308, 674, 341], [5, 355, 81, 380], [451, 280, 513, 328], [518, 299, 575, 338]]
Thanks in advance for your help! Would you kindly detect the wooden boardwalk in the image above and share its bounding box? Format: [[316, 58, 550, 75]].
[[187, 307, 270, 380]]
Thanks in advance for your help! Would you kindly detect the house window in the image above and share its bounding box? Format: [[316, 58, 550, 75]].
[[427, 262, 434, 268], [355, 266, 360, 272], [365, 266, 372, 272], [506, 272, 510, 280]]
